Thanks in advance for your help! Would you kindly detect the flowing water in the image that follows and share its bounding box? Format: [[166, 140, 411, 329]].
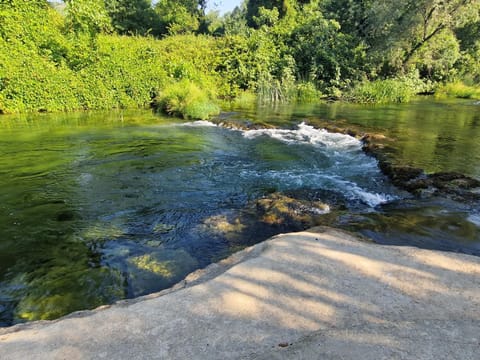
[[0, 99, 479, 326]]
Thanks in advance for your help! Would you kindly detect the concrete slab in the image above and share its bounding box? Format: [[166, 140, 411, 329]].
[[0, 227, 479, 359]]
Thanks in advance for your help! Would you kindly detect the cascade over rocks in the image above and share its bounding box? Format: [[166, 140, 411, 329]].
[[362, 135, 480, 202], [305, 118, 480, 203]]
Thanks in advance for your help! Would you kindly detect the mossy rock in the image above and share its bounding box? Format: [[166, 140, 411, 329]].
[[13, 268, 124, 322]]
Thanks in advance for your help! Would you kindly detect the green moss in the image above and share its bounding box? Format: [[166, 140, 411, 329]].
[[13, 267, 124, 322], [125, 249, 198, 295], [128, 254, 175, 278]]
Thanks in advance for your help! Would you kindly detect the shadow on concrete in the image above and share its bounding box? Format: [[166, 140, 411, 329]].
[[1, 228, 479, 359]]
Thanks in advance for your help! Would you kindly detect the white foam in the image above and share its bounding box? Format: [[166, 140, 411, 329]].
[[348, 187, 395, 207], [241, 169, 397, 208], [242, 122, 361, 151], [182, 120, 218, 127], [324, 177, 396, 207], [178, 120, 399, 208], [467, 214, 480, 226]]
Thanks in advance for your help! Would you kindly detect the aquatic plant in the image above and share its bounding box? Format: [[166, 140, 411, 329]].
[[153, 80, 220, 120]]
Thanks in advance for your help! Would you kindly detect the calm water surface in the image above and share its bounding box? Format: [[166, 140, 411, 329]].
[[0, 100, 479, 325]]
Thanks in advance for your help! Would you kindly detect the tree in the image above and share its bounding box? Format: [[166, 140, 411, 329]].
[[288, 4, 366, 89], [154, 0, 203, 35], [358, 0, 479, 71], [223, 3, 249, 35], [105, 0, 158, 36], [246, 0, 287, 27], [322, 0, 374, 39], [394, 0, 480, 65], [455, 17, 480, 82], [63, 0, 111, 37]]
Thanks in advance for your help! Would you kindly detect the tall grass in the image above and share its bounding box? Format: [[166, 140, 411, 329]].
[[232, 91, 257, 108], [349, 79, 416, 104], [434, 82, 480, 99], [295, 82, 322, 103], [153, 80, 220, 120]]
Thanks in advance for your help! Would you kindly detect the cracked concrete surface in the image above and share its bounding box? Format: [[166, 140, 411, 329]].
[[0, 227, 479, 359]]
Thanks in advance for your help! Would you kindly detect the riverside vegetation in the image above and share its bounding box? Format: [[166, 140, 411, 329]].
[[1, 0, 480, 117]]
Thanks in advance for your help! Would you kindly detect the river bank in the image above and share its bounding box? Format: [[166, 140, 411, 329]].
[[1, 227, 479, 359]]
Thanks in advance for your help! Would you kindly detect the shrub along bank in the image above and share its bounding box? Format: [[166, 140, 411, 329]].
[[1, 1, 479, 117]]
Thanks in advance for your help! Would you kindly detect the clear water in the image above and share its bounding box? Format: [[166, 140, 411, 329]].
[[0, 100, 479, 325]]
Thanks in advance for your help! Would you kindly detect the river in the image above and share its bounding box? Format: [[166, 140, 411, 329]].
[[0, 99, 479, 326]]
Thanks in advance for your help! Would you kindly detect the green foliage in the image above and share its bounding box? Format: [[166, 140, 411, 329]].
[[0, 0, 66, 51], [215, 35, 258, 97], [288, 10, 366, 92], [2, 0, 480, 113], [223, 4, 249, 35], [349, 79, 417, 104], [256, 62, 297, 103], [0, 1, 79, 113], [435, 82, 480, 100], [0, 1, 223, 114], [323, 0, 480, 79], [153, 80, 220, 120], [246, 0, 290, 28], [74, 34, 221, 110], [455, 20, 480, 83], [64, 0, 111, 37], [0, 41, 80, 113]]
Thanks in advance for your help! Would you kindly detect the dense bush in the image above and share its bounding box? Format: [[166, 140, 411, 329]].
[[435, 82, 480, 100], [0, 1, 224, 115], [0, 1, 227, 115], [1, 0, 480, 113]]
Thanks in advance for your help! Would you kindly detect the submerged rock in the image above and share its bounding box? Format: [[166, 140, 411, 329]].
[[358, 127, 480, 202], [56, 210, 76, 222], [216, 119, 274, 131], [254, 193, 330, 228], [126, 249, 198, 296], [200, 192, 332, 247], [376, 162, 480, 202]]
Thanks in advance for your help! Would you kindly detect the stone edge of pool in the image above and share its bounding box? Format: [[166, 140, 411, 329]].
[[0, 226, 479, 360]]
